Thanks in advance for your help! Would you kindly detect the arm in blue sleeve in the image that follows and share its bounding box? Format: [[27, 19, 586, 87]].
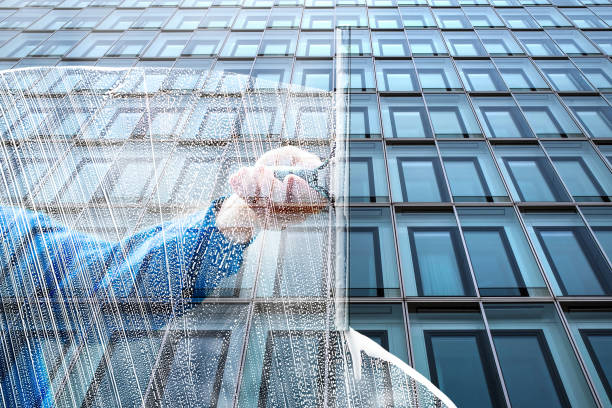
[[0, 198, 248, 301]]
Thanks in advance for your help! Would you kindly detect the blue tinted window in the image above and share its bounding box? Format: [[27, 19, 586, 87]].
[[471, 97, 533, 138], [536, 60, 595, 92], [582, 207, 612, 261], [563, 96, 612, 138], [544, 141, 612, 202], [515, 94, 583, 138], [348, 142, 389, 202], [443, 31, 486, 56], [439, 141, 509, 202], [425, 94, 483, 138], [387, 145, 449, 202], [573, 58, 612, 91], [344, 94, 381, 138], [406, 30, 448, 56], [493, 58, 549, 91], [456, 60, 507, 91], [375, 59, 419, 92], [515, 31, 564, 56], [380, 97, 432, 138], [494, 145, 570, 202], [399, 6, 435, 27], [372, 31, 410, 57], [547, 29, 601, 55], [414, 58, 462, 91], [477, 29, 525, 56], [581, 331, 612, 403]]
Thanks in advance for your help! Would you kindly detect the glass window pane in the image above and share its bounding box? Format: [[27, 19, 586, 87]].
[[387, 145, 449, 202], [493, 58, 549, 91], [164, 9, 204, 29], [409, 309, 505, 408], [582, 207, 612, 261], [131, 8, 172, 29], [439, 141, 509, 202], [142, 32, 190, 58], [97, 9, 143, 30], [297, 31, 333, 57], [369, 8, 403, 29], [455, 60, 507, 91], [497, 8, 540, 28], [106, 31, 153, 57], [251, 57, 292, 89], [544, 141, 612, 202], [220, 32, 262, 58], [536, 60, 595, 91], [335, 7, 368, 28], [375, 59, 419, 92], [291, 60, 333, 91], [477, 29, 525, 56], [30, 30, 86, 57], [433, 8, 471, 28], [406, 29, 448, 56], [563, 96, 612, 138], [380, 96, 433, 138], [0, 8, 49, 29], [182, 30, 227, 56], [458, 207, 548, 296], [301, 9, 334, 29], [562, 8, 607, 28], [527, 6, 572, 26], [267, 7, 301, 28], [485, 304, 597, 408], [348, 141, 389, 202], [565, 310, 612, 408], [548, 29, 602, 55], [515, 94, 583, 138], [494, 144, 571, 202], [260, 30, 297, 56], [523, 211, 612, 296], [515, 31, 564, 56], [472, 97, 534, 138], [463, 7, 504, 27], [399, 6, 435, 27], [200, 8, 238, 29], [347, 207, 399, 296], [425, 94, 483, 138], [63, 7, 110, 29], [573, 58, 612, 90], [28, 9, 77, 30], [443, 31, 487, 56], [397, 212, 475, 296], [65, 32, 117, 59], [337, 29, 371, 56], [585, 31, 612, 55], [372, 31, 410, 57], [338, 57, 375, 91], [233, 9, 269, 30], [342, 94, 381, 138], [350, 304, 409, 362], [414, 57, 462, 91]]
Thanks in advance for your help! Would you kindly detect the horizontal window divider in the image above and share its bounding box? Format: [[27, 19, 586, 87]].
[[487, 138, 540, 145], [384, 138, 436, 145]]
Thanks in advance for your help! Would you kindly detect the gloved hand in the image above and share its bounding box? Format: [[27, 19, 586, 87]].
[[216, 146, 328, 243]]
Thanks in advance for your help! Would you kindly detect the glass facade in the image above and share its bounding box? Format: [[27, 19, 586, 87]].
[[0, 0, 612, 406]]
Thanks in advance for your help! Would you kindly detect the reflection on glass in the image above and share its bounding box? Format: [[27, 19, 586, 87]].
[[515, 94, 583, 138], [471, 97, 534, 138], [424, 94, 483, 138], [493, 58, 549, 91], [380, 96, 432, 138], [348, 141, 389, 202], [563, 96, 612, 138], [414, 58, 462, 91]]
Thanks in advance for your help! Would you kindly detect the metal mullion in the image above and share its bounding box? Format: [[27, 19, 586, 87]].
[[478, 301, 514, 408], [576, 204, 612, 269], [551, 300, 605, 408], [451, 204, 483, 297], [537, 139, 578, 203], [510, 203, 559, 297]]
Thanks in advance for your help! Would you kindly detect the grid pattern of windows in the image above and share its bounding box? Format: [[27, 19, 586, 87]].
[[1, 0, 612, 407]]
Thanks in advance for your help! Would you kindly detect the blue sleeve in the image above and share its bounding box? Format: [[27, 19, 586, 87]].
[[0, 198, 248, 301]]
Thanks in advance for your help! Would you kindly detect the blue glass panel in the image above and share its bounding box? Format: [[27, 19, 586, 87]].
[[493, 331, 571, 408], [581, 330, 612, 403], [425, 331, 505, 408], [463, 227, 528, 296]]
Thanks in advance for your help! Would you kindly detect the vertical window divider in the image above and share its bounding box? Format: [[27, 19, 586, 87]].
[[478, 301, 513, 408], [451, 205, 482, 297], [576, 205, 612, 269], [538, 140, 578, 204], [551, 300, 606, 408]]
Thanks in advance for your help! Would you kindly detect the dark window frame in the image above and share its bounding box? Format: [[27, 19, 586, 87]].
[[443, 156, 494, 202], [348, 226, 384, 296], [580, 329, 612, 402], [479, 105, 534, 138], [551, 156, 611, 202], [387, 106, 432, 138]]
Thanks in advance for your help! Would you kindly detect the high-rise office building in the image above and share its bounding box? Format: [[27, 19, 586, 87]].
[[0, 0, 612, 407]]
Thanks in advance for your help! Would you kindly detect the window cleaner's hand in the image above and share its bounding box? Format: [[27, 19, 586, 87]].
[[217, 146, 328, 243]]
